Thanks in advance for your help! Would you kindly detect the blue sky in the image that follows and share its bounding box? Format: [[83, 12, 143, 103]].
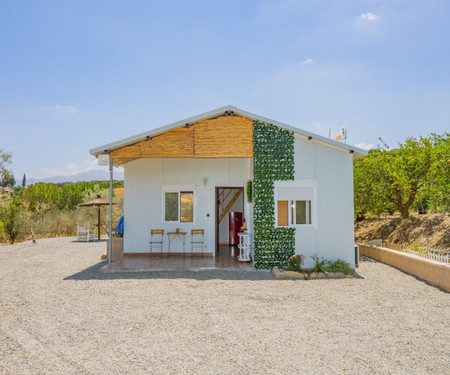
[[1, 0, 449, 179]]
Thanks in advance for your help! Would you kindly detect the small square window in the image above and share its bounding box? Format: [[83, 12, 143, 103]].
[[276, 200, 312, 226], [164, 191, 194, 223]]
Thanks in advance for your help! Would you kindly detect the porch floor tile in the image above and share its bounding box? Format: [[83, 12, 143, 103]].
[[105, 245, 254, 272]]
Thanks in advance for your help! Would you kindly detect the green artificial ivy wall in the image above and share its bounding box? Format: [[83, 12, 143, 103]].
[[253, 120, 295, 269]]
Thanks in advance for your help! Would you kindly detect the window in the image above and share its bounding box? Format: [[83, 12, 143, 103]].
[[275, 180, 316, 227], [277, 200, 311, 226], [164, 191, 194, 223]]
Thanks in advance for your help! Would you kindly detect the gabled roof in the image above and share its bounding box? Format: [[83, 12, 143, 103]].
[[90, 105, 367, 159]]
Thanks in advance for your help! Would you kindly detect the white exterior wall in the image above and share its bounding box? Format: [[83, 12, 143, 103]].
[[292, 135, 355, 267], [123, 158, 252, 254]]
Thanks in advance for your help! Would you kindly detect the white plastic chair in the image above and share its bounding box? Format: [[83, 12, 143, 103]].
[[77, 226, 96, 242]]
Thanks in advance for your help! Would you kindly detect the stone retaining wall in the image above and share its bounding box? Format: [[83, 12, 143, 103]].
[[358, 244, 450, 292]]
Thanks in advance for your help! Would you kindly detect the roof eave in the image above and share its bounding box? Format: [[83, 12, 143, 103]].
[[89, 105, 236, 156], [89, 105, 368, 159]]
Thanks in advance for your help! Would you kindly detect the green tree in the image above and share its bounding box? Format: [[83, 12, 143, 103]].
[[0, 200, 24, 244], [19, 182, 61, 214], [22, 173, 26, 188], [58, 181, 95, 210], [379, 137, 433, 219], [354, 135, 439, 219], [0, 149, 14, 187], [416, 133, 450, 213], [354, 149, 396, 220]]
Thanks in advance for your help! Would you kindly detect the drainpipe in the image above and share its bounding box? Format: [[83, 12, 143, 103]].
[[108, 157, 113, 267]]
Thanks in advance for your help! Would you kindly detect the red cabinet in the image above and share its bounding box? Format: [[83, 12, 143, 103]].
[[229, 212, 243, 245]]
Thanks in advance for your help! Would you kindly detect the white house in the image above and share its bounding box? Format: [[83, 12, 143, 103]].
[[90, 106, 366, 269]]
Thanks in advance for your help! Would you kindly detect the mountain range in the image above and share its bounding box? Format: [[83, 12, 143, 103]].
[[25, 169, 124, 185]]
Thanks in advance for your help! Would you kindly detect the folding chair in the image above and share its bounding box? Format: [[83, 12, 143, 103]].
[[190, 229, 204, 254], [149, 229, 164, 254]]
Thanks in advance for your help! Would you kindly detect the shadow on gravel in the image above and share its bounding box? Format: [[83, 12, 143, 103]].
[[64, 262, 275, 281]]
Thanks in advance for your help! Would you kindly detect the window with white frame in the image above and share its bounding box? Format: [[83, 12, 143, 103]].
[[275, 181, 315, 227], [164, 191, 194, 223]]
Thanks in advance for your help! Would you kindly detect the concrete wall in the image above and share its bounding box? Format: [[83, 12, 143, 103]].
[[292, 135, 355, 267], [359, 244, 450, 291], [123, 158, 251, 254]]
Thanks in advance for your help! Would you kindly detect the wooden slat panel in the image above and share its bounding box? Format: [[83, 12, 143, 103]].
[[113, 157, 139, 166], [277, 201, 289, 226], [139, 127, 194, 157], [194, 116, 253, 158], [111, 146, 141, 158], [109, 115, 253, 165]]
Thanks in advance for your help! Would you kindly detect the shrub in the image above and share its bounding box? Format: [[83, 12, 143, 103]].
[[286, 253, 306, 271], [311, 253, 328, 273], [324, 259, 355, 275], [0, 219, 4, 240], [0, 202, 25, 244]]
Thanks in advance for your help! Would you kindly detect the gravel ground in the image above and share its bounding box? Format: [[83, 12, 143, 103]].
[[1, 237, 449, 375]]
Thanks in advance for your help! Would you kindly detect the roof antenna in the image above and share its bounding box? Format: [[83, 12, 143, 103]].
[[328, 127, 347, 142]]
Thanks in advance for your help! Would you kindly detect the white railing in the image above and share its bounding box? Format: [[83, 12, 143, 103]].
[[405, 247, 449, 264], [364, 239, 450, 264], [366, 239, 383, 247]]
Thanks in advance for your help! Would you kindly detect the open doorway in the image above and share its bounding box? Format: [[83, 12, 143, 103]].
[[215, 187, 244, 258]]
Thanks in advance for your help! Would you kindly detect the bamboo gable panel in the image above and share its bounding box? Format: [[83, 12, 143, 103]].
[[113, 157, 139, 166], [194, 116, 253, 158], [109, 115, 253, 165], [139, 127, 195, 158]]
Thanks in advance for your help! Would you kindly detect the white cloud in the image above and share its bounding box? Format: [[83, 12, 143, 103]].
[[55, 105, 77, 113], [302, 58, 313, 64], [313, 122, 322, 129], [51, 105, 77, 114], [38, 159, 103, 178], [357, 12, 380, 22], [355, 142, 374, 150]]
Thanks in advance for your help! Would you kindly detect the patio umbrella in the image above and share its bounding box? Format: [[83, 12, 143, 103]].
[[79, 195, 116, 240]]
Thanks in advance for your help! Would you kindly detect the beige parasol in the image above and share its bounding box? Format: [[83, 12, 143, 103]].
[[79, 195, 116, 240]]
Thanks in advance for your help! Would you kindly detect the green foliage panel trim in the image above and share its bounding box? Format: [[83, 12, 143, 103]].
[[253, 120, 295, 269]]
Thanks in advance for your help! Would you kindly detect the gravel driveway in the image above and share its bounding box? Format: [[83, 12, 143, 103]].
[[1, 237, 448, 374]]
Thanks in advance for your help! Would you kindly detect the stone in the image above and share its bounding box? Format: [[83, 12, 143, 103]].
[[327, 272, 345, 279], [284, 271, 306, 279], [345, 274, 354, 278], [309, 272, 326, 279], [271, 267, 285, 279]]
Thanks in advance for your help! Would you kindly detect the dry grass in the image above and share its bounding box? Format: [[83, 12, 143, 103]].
[[355, 213, 450, 250]]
